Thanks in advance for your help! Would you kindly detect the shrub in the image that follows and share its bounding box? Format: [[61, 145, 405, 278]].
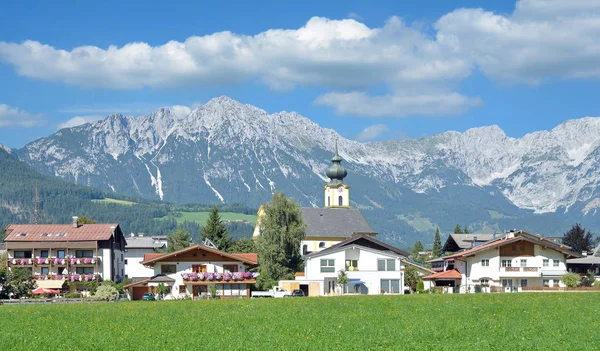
[[65, 292, 82, 298], [94, 285, 118, 300], [208, 284, 219, 299], [580, 270, 596, 287], [594, 280, 600, 288], [416, 281, 424, 293], [474, 284, 482, 293], [560, 272, 581, 288]]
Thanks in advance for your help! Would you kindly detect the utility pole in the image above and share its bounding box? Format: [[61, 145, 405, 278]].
[[33, 181, 40, 224]]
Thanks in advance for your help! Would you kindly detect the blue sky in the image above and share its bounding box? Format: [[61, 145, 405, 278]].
[[1, 0, 599, 148]]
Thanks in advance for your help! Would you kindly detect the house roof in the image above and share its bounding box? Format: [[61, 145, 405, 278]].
[[149, 274, 176, 283], [444, 231, 581, 260], [143, 253, 164, 261], [567, 243, 600, 264], [423, 269, 462, 280], [4, 223, 119, 242], [125, 236, 166, 249], [305, 234, 410, 259], [443, 233, 498, 251], [234, 253, 258, 263], [140, 244, 258, 266], [300, 208, 377, 238]]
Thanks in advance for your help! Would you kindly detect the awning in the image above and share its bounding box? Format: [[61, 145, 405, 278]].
[[36, 280, 66, 289], [349, 280, 365, 285]]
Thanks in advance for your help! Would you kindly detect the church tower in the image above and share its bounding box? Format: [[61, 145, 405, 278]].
[[324, 140, 350, 208]]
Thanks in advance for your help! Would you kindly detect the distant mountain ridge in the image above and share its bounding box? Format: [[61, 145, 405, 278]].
[[12, 96, 600, 244]]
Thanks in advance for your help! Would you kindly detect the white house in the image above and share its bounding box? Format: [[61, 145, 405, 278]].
[[3, 217, 126, 290], [424, 230, 581, 293], [123, 244, 258, 300], [124, 234, 167, 279], [288, 234, 432, 296], [253, 142, 378, 255]]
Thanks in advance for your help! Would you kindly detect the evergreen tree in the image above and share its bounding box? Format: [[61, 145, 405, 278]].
[[453, 224, 463, 234], [167, 227, 192, 252], [255, 192, 305, 289], [410, 241, 425, 263], [463, 225, 470, 234], [563, 223, 597, 253], [201, 206, 232, 251], [432, 227, 443, 258]]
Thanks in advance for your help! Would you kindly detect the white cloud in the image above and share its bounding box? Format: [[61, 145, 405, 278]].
[[57, 116, 103, 129], [0, 104, 45, 127], [348, 12, 363, 20], [170, 105, 191, 118], [0, 1, 599, 117], [355, 124, 390, 141]]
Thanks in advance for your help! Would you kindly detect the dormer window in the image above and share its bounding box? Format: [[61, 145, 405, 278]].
[[16, 233, 28, 237]]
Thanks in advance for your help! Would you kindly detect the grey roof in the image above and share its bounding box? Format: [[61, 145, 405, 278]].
[[149, 274, 176, 283], [125, 236, 166, 249], [567, 243, 600, 264], [301, 208, 377, 238], [305, 234, 408, 258], [447, 234, 498, 250]]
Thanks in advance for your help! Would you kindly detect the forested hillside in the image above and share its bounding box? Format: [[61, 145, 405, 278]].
[[0, 148, 254, 241]]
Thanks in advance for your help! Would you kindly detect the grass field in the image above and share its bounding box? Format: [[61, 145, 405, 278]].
[[164, 211, 257, 225], [2, 293, 599, 350], [91, 198, 137, 206]]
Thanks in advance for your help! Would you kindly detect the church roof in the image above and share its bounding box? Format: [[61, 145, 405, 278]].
[[326, 139, 347, 186], [301, 208, 377, 238]]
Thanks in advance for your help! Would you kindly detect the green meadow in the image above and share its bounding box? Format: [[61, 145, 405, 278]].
[[1, 293, 599, 350], [91, 198, 137, 206], [164, 211, 257, 226]]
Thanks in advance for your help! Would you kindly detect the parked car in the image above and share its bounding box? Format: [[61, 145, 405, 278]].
[[251, 286, 292, 298], [142, 292, 155, 301], [291, 289, 305, 297]]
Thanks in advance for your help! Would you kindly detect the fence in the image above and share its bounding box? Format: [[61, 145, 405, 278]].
[[1, 297, 117, 305]]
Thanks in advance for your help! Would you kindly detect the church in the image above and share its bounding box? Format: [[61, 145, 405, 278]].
[[253, 142, 378, 255]]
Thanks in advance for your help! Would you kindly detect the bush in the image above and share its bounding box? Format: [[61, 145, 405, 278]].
[[65, 292, 82, 298], [580, 270, 596, 287], [94, 285, 118, 300], [474, 284, 482, 293], [416, 281, 424, 293], [594, 280, 600, 288], [560, 272, 581, 288]]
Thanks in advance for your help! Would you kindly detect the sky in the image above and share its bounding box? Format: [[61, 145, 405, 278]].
[[1, 0, 600, 148]]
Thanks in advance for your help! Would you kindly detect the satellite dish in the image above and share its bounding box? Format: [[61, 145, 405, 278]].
[[202, 238, 218, 250]]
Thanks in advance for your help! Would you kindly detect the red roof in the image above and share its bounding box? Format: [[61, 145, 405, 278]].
[[4, 224, 119, 242], [423, 269, 463, 280], [233, 253, 258, 264], [140, 245, 258, 266], [143, 253, 164, 261]]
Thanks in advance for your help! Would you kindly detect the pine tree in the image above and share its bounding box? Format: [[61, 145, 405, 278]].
[[432, 227, 443, 258], [255, 192, 306, 289], [201, 206, 232, 251], [453, 224, 463, 234], [410, 241, 425, 263], [167, 227, 191, 252], [563, 223, 597, 253], [463, 225, 470, 234]]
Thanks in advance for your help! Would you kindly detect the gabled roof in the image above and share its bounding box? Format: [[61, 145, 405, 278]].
[[143, 253, 164, 261], [125, 236, 166, 249], [4, 223, 120, 242], [140, 244, 258, 266], [300, 208, 377, 238], [305, 234, 409, 259], [444, 230, 581, 260], [442, 233, 498, 251], [234, 253, 258, 263], [423, 269, 462, 280], [567, 243, 600, 264]]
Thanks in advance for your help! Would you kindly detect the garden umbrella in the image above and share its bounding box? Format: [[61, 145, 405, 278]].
[[32, 287, 61, 295]]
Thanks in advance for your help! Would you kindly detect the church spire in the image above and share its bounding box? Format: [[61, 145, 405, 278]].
[[326, 138, 347, 186]]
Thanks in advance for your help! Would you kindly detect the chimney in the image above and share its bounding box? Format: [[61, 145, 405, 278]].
[[72, 216, 79, 228], [473, 236, 478, 246], [582, 252, 588, 257]]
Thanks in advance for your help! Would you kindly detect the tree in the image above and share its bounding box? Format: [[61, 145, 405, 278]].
[[563, 223, 597, 253], [255, 192, 305, 290], [201, 206, 232, 251], [453, 224, 463, 234], [156, 283, 169, 300], [580, 270, 596, 287], [228, 237, 256, 253], [404, 266, 422, 293], [337, 270, 348, 295], [410, 241, 425, 263], [5, 268, 35, 298], [94, 285, 118, 300], [78, 216, 97, 224], [432, 227, 443, 258], [560, 272, 580, 288], [463, 225, 470, 234], [167, 227, 192, 252]]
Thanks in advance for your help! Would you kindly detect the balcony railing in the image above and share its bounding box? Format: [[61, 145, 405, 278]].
[[345, 266, 360, 271], [502, 267, 539, 273], [33, 274, 99, 281], [8, 256, 100, 266]]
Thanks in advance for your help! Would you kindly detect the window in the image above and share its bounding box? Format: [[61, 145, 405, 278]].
[[327, 196, 330, 207], [553, 259, 559, 267], [40, 233, 51, 237], [480, 279, 490, 286], [192, 265, 207, 273], [40, 250, 49, 258], [57, 250, 65, 259], [543, 279, 549, 287], [224, 264, 238, 273], [520, 259, 527, 267], [16, 233, 28, 237], [124, 259, 128, 265], [179, 285, 186, 294], [543, 259, 549, 267], [224, 284, 231, 296], [501, 260, 512, 267], [161, 265, 176, 274], [75, 250, 93, 258], [481, 259, 489, 267], [338, 196, 343, 206], [320, 259, 335, 273], [345, 260, 358, 270], [302, 245, 308, 255], [380, 279, 401, 294], [377, 259, 395, 271], [520, 279, 527, 287], [41, 267, 49, 275], [76, 267, 94, 274], [319, 242, 326, 248], [232, 283, 240, 296], [14, 251, 32, 259], [56, 233, 67, 237]]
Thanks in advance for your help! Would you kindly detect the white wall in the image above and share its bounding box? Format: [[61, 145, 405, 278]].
[[303, 246, 404, 295], [124, 248, 156, 278], [301, 239, 344, 254], [324, 186, 349, 208], [100, 248, 112, 280]]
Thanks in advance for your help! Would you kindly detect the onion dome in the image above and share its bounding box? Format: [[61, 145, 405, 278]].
[[326, 139, 347, 186]]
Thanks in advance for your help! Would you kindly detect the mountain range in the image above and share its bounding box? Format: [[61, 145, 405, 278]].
[[8, 96, 600, 245]]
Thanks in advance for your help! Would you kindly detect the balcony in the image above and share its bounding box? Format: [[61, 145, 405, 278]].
[[500, 266, 541, 277], [8, 256, 100, 267]]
